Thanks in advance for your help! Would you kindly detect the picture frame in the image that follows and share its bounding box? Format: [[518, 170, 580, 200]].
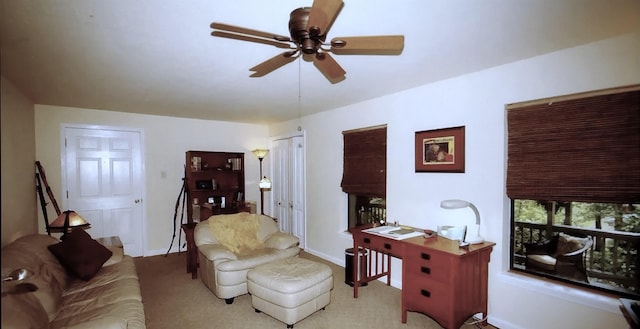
[[415, 126, 465, 173]]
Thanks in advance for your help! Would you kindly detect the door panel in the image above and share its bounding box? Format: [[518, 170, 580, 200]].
[[65, 127, 144, 256], [272, 139, 290, 233]]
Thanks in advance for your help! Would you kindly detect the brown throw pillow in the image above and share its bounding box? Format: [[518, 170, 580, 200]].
[[47, 229, 113, 281]]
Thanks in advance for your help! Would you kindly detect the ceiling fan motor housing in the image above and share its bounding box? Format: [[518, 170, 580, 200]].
[[289, 7, 324, 54]]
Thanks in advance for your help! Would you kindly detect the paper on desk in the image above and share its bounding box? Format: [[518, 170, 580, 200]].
[[363, 226, 424, 240]]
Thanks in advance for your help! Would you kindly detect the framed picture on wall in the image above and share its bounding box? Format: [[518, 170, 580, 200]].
[[415, 126, 465, 173]]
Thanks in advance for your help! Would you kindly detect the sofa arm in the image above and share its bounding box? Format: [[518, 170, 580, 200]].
[[102, 247, 125, 267], [198, 244, 238, 262], [264, 232, 299, 250], [194, 221, 219, 247]]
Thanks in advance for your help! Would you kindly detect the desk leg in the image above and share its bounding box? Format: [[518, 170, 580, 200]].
[[181, 223, 198, 279]]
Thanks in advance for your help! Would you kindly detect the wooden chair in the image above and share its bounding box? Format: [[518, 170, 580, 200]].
[[525, 233, 593, 282]]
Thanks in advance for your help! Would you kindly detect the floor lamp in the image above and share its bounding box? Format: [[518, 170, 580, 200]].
[[252, 149, 272, 215]]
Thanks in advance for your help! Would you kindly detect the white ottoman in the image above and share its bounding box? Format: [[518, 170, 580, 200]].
[[247, 257, 333, 328]]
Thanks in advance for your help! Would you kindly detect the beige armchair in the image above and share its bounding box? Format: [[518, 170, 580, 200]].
[[194, 213, 300, 304]]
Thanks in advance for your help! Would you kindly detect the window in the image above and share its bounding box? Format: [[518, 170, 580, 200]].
[[342, 125, 387, 229], [507, 85, 640, 298]]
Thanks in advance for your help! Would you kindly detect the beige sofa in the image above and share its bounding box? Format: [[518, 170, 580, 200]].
[[1, 232, 145, 329], [194, 213, 300, 304]]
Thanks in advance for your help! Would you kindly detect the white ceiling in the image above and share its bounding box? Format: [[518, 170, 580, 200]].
[[1, 0, 638, 125]]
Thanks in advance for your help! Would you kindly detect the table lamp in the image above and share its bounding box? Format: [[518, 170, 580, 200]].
[[48, 210, 91, 240], [440, 199, 484, 244]]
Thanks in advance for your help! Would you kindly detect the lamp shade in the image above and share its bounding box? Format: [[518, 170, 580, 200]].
[[440, 199, 484, 244], [252, 149, 269, 159], [49, 210, 91, 233]]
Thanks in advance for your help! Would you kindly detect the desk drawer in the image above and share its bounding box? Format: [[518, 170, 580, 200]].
[[403, 272, 450, 321], [403, 247, 452, 284], [357, 234, 401, 257]]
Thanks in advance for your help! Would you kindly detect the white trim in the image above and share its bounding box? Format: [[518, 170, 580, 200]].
[[497, 271, 621, 314]]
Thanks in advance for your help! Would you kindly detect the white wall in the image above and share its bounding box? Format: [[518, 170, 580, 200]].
[[34, 106, 270, 255], [1, 76, 37, 246], [270, 31, 640, 329]]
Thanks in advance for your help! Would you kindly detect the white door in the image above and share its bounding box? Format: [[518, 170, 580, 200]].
[[272, 139, 290, 233], [271, 135, 306, 248], [64, 126, 144, 256]]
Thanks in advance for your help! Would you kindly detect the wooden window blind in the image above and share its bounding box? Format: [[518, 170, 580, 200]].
[[506, 85, 640, 203], [341, 125, 387, 198]]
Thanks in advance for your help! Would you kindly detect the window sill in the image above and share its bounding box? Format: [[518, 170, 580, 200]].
[[498, 270, 621, 314]]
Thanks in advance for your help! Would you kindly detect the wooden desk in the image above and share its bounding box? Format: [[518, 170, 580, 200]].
[[182, 222, 198, 279], [351, 226, 495, 329]]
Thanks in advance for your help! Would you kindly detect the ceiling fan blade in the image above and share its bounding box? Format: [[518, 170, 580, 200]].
[[307, 0, 344, 37], [249, 51, 298, 77], [330, 35, 405, 55], [313, 52, 346, 84], [211, 31, 293, 49], [211, 22, 291, 42]]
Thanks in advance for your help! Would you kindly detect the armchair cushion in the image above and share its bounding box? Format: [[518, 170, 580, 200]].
[[526, 254, 557, 271], [555, 233, 590, 257], [197, 244, 238, 262], [264, 232, 300, 250]]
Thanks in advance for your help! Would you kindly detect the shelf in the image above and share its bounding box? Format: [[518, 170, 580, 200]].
[[191, 188, 240, 193], [190, 168, 241, 173], [185, 150, 245, 223]]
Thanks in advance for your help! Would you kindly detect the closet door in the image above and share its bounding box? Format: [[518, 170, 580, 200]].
[[290, 136, 305, 248], [272, 139, 290, 234], [271, 135, 306, 248]]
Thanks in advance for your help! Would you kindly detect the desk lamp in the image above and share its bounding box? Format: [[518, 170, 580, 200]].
[[440, 199, 484, 244]]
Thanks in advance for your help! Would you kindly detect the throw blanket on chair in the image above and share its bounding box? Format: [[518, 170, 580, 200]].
[[208, 213, 264, 254]]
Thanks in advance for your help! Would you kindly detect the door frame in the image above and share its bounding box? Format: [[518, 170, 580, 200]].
[[60, 123, 146, 256]]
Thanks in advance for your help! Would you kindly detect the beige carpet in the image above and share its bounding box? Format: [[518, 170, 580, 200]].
[[135, 251, 496, 329]]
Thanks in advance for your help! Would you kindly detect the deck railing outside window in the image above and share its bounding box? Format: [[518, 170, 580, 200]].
[[512, 220, 640, 297]]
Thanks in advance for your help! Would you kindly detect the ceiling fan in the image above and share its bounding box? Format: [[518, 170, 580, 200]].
[[210, 0, 404, 84]]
